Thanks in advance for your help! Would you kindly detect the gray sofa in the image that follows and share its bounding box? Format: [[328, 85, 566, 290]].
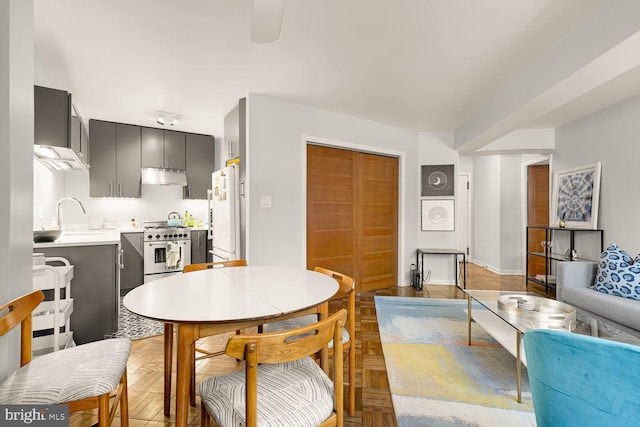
[[557, 261, 640, 337]]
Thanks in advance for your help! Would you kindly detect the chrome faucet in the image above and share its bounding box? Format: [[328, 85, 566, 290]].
[[56, 197, 87, 230]]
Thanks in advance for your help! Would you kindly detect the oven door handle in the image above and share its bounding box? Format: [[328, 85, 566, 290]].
[[146, 241, 188, 246]]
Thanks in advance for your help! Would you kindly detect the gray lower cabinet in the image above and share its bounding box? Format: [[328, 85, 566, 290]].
[[36, 244, 119, 345], [191, 230, 211, 264], [184, 134, 215, 199], [121, 232, 144, 290], [89, 120, 141, 198]]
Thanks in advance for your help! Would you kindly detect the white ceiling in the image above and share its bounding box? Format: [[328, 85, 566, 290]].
[[35, 0, 627, 145]]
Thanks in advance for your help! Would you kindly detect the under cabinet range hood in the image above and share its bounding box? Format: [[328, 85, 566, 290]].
[[141, 167, 188, 186], [34, 86, 90, 171], [34, 145, 88, 171]]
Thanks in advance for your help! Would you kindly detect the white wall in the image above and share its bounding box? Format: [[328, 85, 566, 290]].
[[416, 131, 461, 284], [499, 155, 524, 274], [1, 0, 34, 381], [555, 94, 640, 255], [245, 94, 420, 285], [33, 166, 209, 230], [473, 156, 502, 271]]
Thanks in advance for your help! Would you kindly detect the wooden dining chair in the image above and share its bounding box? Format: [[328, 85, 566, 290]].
[[262, 267, 357, 416], [0, 290, 131, 427], [182, 259, 247, 272], [200, 309, 347, 427], [164, 259, 248, 415]]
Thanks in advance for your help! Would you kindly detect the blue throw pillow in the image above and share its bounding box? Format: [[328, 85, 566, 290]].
[[592, 243, 640, 301]]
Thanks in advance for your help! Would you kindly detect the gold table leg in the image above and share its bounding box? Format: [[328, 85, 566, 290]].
[[467, 296, 472, 346], [516, 331, 522, 403]]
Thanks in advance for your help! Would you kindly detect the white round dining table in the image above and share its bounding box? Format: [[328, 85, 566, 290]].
[[123, 265, 339, 427]]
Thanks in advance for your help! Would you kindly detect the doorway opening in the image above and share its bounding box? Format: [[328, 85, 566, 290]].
[[521, 156, 551, 279]]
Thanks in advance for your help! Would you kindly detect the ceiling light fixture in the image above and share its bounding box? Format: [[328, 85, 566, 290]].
[[155, 112, 180, 127]]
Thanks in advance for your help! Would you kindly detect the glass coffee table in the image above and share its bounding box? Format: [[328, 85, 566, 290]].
[[464, 289, 640, 403]]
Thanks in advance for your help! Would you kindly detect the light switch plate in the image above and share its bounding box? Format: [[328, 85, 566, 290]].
[[260, 196, 272, 208]]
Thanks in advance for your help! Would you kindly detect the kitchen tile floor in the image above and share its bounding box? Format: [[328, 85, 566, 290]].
[[105, 293, 164, 340]]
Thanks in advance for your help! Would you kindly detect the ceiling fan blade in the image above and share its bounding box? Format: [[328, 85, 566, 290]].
[[251, 0, 284, 43]]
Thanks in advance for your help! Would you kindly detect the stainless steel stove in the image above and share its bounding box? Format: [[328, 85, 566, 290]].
[[143, 220, 191, 242], [142, 220, 191, 282]]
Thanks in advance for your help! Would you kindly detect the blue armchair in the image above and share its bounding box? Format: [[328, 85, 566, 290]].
[[523, 329, 640, 427]]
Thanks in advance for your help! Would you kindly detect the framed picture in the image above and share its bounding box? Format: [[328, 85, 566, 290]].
[[421, 199, 455, 231], [421, 164, 454, 196], [551, 162, 601, 229]]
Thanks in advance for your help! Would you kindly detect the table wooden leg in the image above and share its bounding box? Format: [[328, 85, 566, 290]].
[[176, 324, 196, 427], [163, 323, 173, 417]]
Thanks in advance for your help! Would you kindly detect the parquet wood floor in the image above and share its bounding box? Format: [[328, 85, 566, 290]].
[[69, 264, 550, 426]]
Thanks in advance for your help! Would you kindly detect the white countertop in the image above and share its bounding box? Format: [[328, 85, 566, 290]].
[[33, 226, 209, 248], [33, 230, 121, 248]]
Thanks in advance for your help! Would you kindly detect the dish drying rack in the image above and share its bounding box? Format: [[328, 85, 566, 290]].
[[32, 256, 75, 356]]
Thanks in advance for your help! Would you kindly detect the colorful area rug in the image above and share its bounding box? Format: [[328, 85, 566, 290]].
[[375, 296, 535, 427]]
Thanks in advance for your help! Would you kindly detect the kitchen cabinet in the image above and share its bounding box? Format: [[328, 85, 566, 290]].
[[34, 85, 90, 171], [191, 230, 211, 264], [89, 120, 142, 197], [70, 115, 90, 166], [121, 232, 144, 290], [34, 85, 71, 148], [183, 133, 215, 199], [35, 244, 119, 345], [142, 127, 186, 170]]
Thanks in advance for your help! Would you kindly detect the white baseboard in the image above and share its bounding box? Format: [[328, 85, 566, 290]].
[[470, 260, 523, 276]]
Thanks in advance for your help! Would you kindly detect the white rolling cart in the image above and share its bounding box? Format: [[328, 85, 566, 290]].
[[32, 255, 76, 356]]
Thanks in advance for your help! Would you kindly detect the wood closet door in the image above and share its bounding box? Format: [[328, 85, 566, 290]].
[[307, 145, 398, 293]]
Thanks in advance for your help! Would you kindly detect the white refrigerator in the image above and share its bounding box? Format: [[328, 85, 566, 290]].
[[208, 164, 241, 261]]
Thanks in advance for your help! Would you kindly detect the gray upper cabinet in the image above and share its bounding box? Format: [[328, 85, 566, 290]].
[[34, 85, 71, 148], [89, 120, 116, 197], [70, 115, 90, 166], [117, 124, 143, 197], [184, 133, 215, 199], [89, 120, 141, 198], [165, 130, 186, 169], [141, 127, 164, 168], [142, 127, 186, 169]]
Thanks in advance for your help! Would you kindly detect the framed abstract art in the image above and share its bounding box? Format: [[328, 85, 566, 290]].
[[421, 164, 454, 197], [550, 162, 601, 229], [421, 199, 455, 231]]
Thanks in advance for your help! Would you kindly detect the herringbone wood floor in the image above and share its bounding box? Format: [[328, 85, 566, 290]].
[[70, 264, 551, 426]]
